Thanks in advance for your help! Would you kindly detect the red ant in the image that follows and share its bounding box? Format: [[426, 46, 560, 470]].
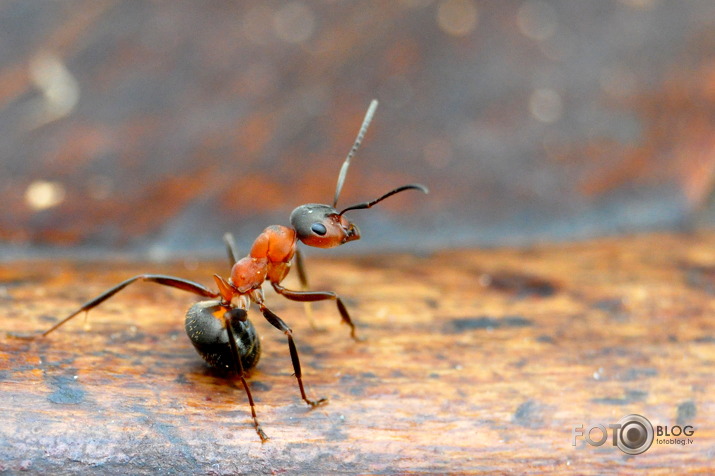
[[37, 100, 428, 441]]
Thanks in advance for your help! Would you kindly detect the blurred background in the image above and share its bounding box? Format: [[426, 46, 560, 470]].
[[2, 0, 715, 260]]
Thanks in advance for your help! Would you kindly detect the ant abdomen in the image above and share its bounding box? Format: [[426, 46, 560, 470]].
[[185, 300, 261, 372]]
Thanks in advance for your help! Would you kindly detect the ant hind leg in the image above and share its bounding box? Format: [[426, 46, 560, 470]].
[[223, 313, 269, 442], [42, 274, 218, 337]]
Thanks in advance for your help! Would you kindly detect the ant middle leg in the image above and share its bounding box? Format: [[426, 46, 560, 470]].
[[43, 275, 219, 336], [271, 283, 359, 341], [258, 302, 327, 408]]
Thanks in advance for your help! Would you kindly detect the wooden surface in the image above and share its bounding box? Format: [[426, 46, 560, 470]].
[[1, 232, 714, 474]]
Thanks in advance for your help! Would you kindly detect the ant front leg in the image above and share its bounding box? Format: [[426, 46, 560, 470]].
[[255, 296, 327, 408], [272, 283, 360, 341], [222, 312, 268, 442], [294, 249, 320, 331], [42, 275, 219, 336], [294, 248, 309, 290]]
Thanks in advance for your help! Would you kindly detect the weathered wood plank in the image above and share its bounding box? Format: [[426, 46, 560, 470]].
[[1, 232, 714, 473]]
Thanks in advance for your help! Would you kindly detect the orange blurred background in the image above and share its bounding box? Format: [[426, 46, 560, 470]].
[[2, 1, 715, 258]]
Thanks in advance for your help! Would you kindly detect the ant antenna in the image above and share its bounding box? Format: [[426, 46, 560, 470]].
[[338, 184, 429, 216], [333, 99, 379, 208]]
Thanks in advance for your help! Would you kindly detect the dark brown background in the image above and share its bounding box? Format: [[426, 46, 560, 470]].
[[2, 1, 715, 258]]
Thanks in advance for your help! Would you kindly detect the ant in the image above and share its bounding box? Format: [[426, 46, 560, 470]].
[[36, 99, 428, 442]]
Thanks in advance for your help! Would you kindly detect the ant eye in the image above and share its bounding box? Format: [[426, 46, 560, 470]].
[[311, 223, 327, 236]]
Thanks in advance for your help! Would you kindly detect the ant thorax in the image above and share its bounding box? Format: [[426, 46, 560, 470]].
[[230, 225, 296, 293]]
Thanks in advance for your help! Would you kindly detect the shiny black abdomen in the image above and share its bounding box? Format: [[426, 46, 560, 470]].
[[185, 300, 261, 372]]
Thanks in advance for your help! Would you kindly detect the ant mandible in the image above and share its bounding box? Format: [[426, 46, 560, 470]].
[[38, 99, 428, 442]]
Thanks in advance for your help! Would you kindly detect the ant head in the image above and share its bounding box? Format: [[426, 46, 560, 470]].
[[290, 204, 359, 248], [291, 99, 428, 249]]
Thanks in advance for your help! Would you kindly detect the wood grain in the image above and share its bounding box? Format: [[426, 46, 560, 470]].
[[1, 232, 714, 474]]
